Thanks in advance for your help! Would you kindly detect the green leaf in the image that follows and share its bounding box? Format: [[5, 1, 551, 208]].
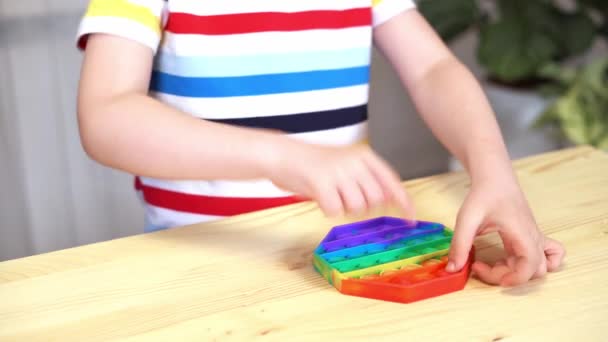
[[579, 0, 608, 13], [497, 0, 528, 19], [537, 58, 608, 149], [536, 63, 577, 85], [512, 1, 592, 59], [556, 88, 591, 145], [534, 104, 560, 128], [478, 17, 558, 82], [554, 12, 596, 57], [577, 0, 607, 44], [417, 0, 480, 42]]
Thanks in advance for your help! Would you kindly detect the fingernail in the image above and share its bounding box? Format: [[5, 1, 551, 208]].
[[446, 261, 456, 272]]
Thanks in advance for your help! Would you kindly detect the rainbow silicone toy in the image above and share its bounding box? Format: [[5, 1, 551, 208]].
[[313, 216, 474, 303]]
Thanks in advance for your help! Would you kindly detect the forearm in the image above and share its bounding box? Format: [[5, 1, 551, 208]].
[[407, 58, 515, 183], [78, 93, 282, 180], [374, 11, 517, 184]]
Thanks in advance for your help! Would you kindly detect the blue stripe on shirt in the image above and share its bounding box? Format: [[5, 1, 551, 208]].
[[149, 66, 370, 97]]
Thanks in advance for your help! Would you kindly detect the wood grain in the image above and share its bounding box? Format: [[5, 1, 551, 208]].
[[1, 146, 607, 341]]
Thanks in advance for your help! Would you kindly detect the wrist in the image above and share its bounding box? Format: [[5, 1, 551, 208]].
[[462, 143, 517, 187], [252, 130, 293, 178]]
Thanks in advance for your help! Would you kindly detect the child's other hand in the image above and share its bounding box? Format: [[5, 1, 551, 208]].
[[268, 140, 415, 218], [446, 177, 565, 286]]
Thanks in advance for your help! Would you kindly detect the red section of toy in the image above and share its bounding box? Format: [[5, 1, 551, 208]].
[[339, 251, 474, 303]]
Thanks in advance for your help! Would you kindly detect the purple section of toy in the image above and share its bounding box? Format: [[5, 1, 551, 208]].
[[321, 217, 407, 243], [319, 228, 445, 261], [319, 217, 444, 253]]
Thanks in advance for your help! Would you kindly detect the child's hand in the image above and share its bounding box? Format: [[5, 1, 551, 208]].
[[446, 177, 566, 286], [268, 140, 415, 218]]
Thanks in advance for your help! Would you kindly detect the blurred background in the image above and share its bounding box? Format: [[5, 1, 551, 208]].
[[0, 0, 606, 261]]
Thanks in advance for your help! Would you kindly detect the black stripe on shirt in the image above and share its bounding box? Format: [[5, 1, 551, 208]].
[[205, 104, 368, 133]]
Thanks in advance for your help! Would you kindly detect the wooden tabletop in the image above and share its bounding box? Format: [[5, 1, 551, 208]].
[[1, 146, 607, 341]]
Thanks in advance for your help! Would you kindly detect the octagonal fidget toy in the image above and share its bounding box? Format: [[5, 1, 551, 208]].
[[313, 217, 474, 303]]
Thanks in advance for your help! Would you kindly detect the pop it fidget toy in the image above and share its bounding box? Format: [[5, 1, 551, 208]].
[[313, 216, 474, 303]]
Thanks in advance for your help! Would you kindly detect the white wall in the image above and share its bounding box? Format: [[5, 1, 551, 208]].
[[0, 1, 517, 261], [0, 0, 144, 261]]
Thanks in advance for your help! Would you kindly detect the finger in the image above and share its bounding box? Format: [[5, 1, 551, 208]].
[[315, 181, 344, 217], [337, 177, 367, 216], [363, 152, 415, 219], [495, 260, 507, 267], [447, 202, 483, 272], [472, 260, 511, 285], [544, 238, 566, 272], [500, 255, 537, 287], [497, 226, 543, 286], [355, 165, 386, 210], [534, 256, 547, 279]]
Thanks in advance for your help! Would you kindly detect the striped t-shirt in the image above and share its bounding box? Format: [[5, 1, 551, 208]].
[[76, 0, 416, 232]]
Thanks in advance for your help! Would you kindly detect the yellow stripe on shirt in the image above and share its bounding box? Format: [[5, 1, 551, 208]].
[[372, 0, 383, 7], [85, 0, 161, 36]]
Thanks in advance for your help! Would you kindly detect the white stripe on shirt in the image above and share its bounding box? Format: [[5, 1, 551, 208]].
[[160, 27, 373, 56]]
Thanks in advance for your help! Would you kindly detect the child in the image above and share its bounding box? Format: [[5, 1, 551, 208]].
[[76, 0, 564, 286]]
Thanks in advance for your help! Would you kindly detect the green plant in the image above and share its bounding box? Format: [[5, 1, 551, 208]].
[[418, 0, 607, 85], [418, 0, 608, 149], [535, 58, 608, 149]]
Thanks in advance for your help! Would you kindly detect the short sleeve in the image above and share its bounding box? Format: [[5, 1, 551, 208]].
[[372, 0, 416, 27], [76, 0, 166, 54]]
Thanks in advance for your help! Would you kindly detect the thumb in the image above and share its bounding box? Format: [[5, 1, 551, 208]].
[[447, 205, 482, 272]]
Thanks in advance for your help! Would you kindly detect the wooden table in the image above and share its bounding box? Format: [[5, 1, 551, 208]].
[[1, 146, 607, 341]]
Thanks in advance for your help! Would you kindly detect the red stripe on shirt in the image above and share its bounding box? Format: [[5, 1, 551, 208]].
[[134, 177, 306, 216], [166, 8, 372, 35]]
